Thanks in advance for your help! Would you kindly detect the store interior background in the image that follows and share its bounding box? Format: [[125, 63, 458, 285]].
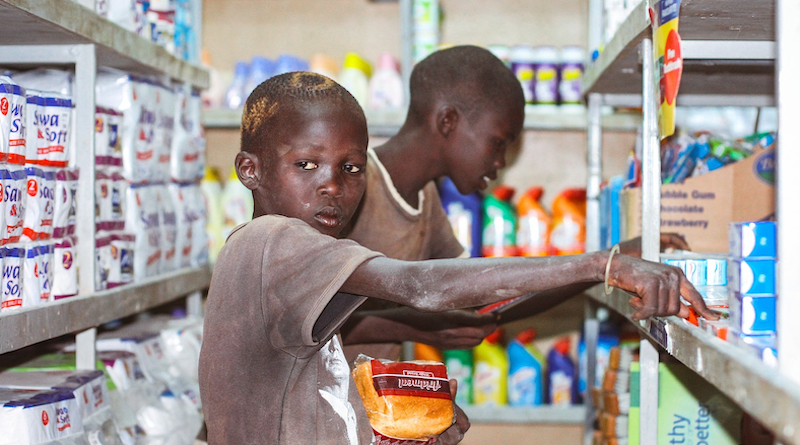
[[202, 0, 635, 442]]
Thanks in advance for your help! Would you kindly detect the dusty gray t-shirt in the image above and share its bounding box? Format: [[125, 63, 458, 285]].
[[199, 215, 382, 445], [342, 149, 467, 363]]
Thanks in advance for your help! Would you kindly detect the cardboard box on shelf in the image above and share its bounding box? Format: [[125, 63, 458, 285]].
[[620, 146, 775, 254]]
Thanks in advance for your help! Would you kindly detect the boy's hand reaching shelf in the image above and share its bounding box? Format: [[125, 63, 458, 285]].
[[606, 253, 719, 321]]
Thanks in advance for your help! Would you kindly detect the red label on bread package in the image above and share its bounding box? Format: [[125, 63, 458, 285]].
[[369, 360, 451, 400]]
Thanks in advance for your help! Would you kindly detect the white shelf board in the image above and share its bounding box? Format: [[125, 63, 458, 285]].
[[462, 405, 585, 425], [585, 284, 800, 445], [203, 107, 642, 133], [0, 267, 212, 355], [0, 0, 209, 88], [583, 0, 775, 96]]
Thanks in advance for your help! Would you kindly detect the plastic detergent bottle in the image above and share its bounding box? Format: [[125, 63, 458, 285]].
[[439, 176, 482, 257], [516, 186, 551, 256], [201, 167, 225, 264], [547, 337, 577, 406], [443, 349, 473, 405], [550, 188, 586, 255], [472, 329, 508, 406], [245, 56, 273, 97], [368, 53, 404, 110], [578, 308, 620, 401], [221, 167, 254, 241], [310, 53, 339, 80], [509, 44, 537, 104], [507, 329, 545, 406], [414, 343, 443, 362], [558, 46, 585, 110], [338, 52, 371, 108], [482, 185, 517, 257], [533, 46, 560, 107], [224, 61, 248, 109]]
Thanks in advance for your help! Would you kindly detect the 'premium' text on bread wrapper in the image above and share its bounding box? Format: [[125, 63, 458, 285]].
[[353, 355, 455, 444]]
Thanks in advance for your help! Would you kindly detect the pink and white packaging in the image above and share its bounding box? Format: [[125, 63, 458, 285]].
[[22, 243, 40, 308], [0, 76, 26, 165], [1, 245, 23, 311], [126, 185, 160, 279], [22, 167, 56, 242], [95, 235, 112, 291], [24, 91, 45, 166], [154, 85, 175, 182], [38, 240, 53, 302], [157, 186, 177, 273], [187, 184, 208, 267], [169, 183, 192, 269], [38, 95, 72, 168], [52, 169, 72, 240], [59, 168, 79, 238], [95, 169, 113, 232], [111, 172, 126, 229], [109, 233, 134, 288], [94, 107, 110, 165], [2, 166, 27, 245], [52, 236, 78, 300], [171, 89, 203, 182], [107, 108, 123, 166], [97, 72, 156, 183], [0, 387, 84, 445], [94, 107, 124, 169]]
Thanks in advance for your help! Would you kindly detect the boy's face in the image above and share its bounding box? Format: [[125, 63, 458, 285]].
[[445, 104, 524, 195], [245, 103, 368, 237]]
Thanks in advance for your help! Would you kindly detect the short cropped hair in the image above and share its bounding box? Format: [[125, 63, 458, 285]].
[[240, 71, 366, 154], [408, 45, 523, 121]]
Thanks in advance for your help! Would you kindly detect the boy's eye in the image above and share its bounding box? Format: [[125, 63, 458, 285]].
[[297, 161, 318, 170], [344, 164, 362, 174]]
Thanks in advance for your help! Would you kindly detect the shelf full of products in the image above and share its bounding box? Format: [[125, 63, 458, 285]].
[[584, 0, 775, 98], [0, 0, 208, 88], [581, 0, 800, 443], [0, 266, 211, 355], [202, 106, 642, 134]]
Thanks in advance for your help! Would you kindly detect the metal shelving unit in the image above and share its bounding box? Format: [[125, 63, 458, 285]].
[[0, 0, 209, 89], [202, 106, 642, 135], [583, 0, 799, 443], [0, 0, 212, 370], [463, 405, 586, 425], [0, 267, 211, 355]]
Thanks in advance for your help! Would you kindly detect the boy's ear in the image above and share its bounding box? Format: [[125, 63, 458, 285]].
[[235, 151, 261, 191], [435, 105, 459, 138]]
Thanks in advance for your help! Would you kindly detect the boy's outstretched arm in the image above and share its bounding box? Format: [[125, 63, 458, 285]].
[[340, 251, 718, 321]]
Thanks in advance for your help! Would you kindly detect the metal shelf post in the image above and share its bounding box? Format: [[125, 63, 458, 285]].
[[639, 36, 661, 443]]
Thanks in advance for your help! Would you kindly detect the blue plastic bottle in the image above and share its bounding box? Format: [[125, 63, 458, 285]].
[[245, 56, 274, 97], [224, 61, 249, 109], [507, 329, 544, 406], [547, 337, 577, 406], [578, 308, 620, 402], [439, 176, 483, 257]]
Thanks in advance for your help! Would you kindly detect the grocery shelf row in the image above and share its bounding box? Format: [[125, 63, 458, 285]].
[[0, 0, 211, 373], [463, 405, 585, 425], [586, 285, 800, 442], [582, 0, 799, 443], [0, 267, 212, 355], [0, 0, 209, 89], [202, 106, 642, 135]]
